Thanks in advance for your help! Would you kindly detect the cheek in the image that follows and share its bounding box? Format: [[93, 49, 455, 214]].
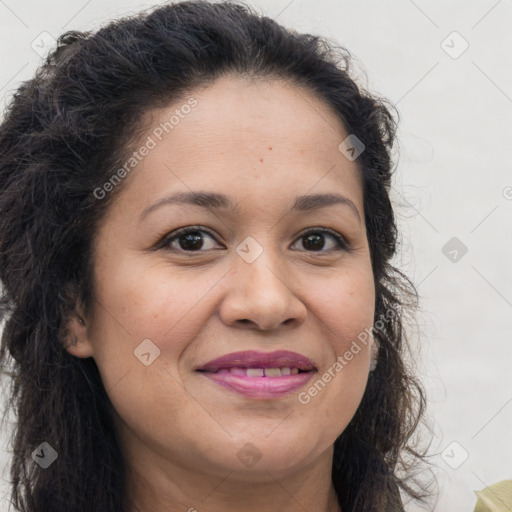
[[86, 262, 210, 447], [307, 265, 375, 348], [298, 265, 374, 411], [89, 258, 224, 373], [95, 256, 184, 332]]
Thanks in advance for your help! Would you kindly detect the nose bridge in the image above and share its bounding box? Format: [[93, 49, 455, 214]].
[[219, 234, 306, 330], [235, 234, 290, 295]]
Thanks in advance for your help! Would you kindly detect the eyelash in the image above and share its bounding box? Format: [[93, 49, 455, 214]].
[[157, 225, 350, 254]]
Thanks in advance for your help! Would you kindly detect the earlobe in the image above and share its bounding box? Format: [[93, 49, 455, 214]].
[[64, 313, 95, 359], [58, 282, 95, 358]]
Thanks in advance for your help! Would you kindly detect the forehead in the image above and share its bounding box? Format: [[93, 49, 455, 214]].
[[107, 75, 364, 222], [149, 75, 353, 160]]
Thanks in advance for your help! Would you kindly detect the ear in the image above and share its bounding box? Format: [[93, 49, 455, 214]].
[[59, 284, 95, 359]]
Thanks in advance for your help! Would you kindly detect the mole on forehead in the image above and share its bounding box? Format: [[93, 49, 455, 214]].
[[258, 146, 273, 162]]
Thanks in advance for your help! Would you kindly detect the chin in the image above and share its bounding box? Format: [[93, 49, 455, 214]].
[[207, 439, 319, 478]]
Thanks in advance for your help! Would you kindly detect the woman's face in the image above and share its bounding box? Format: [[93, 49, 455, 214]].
[[68, 75, 375, 484]]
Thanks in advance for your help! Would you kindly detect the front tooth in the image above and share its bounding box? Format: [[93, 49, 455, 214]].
[[229, 367, 246, 376], [280, 367, 291, 376], [291, 368, 299, 375], [246, 368, 264, 377], [264, 367, 282, 378]]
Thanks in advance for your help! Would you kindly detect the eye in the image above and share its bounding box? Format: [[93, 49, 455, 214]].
[[158, 226, 349, 254], [160, 226, 223, 252], [291, 228, 349, 253]]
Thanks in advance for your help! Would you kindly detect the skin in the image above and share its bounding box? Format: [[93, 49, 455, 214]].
[[66, 75, 376, 512]]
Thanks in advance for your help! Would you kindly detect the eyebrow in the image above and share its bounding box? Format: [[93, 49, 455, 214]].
[[140, 191, 361, 222]]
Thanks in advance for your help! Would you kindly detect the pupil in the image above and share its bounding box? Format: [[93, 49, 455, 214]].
[[180, 232, 203, 250], [304, 233, 324, 251]]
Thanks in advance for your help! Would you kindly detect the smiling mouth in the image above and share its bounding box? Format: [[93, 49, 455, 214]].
[[197, 366, 315, 399], [194, 350, 317, 398], [196, 366, 311, 377]]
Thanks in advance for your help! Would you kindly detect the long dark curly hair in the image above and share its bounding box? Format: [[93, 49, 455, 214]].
[[0, 1, 433, 511]]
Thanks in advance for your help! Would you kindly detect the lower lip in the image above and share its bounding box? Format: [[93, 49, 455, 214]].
[[198, 371, 316, 399]]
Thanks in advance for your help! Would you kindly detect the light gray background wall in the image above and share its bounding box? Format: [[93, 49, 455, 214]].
[[1, 1, 511, 511]]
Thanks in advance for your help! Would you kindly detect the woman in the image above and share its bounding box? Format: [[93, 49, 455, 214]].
[[0, 1, 432, 510]]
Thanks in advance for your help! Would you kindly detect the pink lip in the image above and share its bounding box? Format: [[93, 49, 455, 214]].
[[195, 350, 317, 399], [195, 350, 316, 372], [201, 371, 315, 399]]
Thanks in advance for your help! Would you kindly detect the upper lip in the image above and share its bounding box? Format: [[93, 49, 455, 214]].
[[195, 350, 317, 372]]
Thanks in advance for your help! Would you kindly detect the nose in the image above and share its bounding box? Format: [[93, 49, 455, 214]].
[[218, 247, 307, 332]]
